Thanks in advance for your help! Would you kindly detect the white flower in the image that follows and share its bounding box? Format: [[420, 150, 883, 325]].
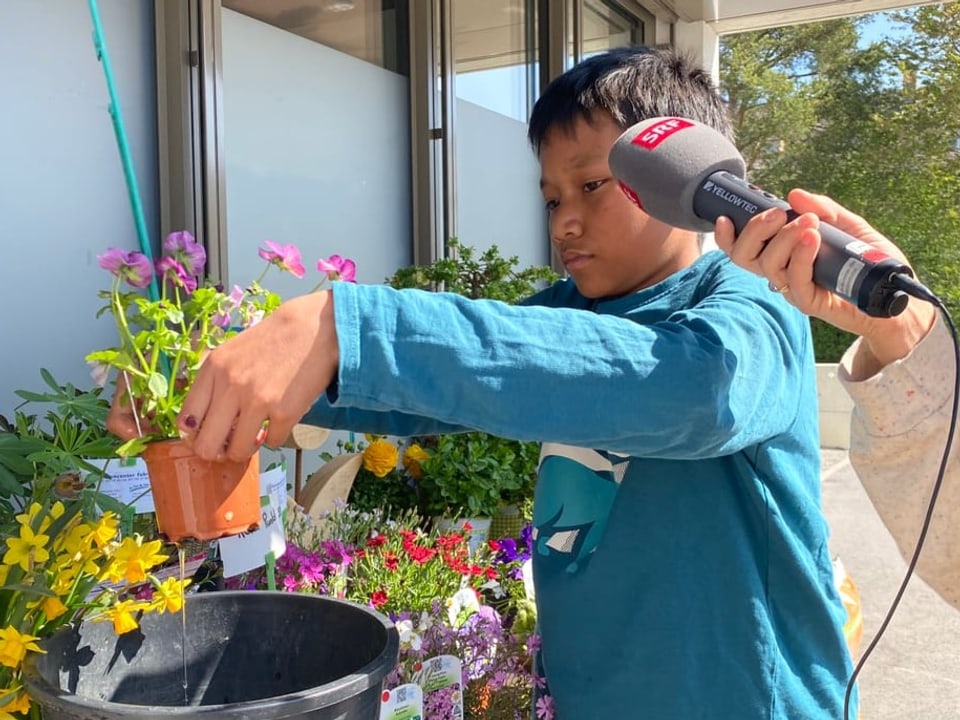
[[446, 587, 480, 628], [87, 360, 110, 388], [396, 619, 423, 651]]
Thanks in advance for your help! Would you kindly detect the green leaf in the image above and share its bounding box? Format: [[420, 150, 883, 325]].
[[147, 372, 169, 398]]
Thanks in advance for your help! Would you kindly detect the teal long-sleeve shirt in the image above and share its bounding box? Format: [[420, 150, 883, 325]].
[[304, 250, 855, 719]]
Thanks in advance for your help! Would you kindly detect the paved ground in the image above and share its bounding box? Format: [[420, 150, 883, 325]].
[[820, 448, 960, 720]]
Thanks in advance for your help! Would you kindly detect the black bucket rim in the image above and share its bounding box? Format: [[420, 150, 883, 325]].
[[22, 591, 400, 719]]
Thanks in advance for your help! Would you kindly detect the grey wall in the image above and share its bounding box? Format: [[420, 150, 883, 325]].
[[0, 0, 158, 415]]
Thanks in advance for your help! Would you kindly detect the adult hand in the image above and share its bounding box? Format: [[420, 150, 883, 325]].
[[715, 189, 936, 375], [178, 290, 340, 462]]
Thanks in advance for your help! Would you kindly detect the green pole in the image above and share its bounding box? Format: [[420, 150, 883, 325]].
[[87, 0, 160, 303]]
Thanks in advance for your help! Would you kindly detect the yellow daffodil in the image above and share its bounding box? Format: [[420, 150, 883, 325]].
[[3, 524, 50, 572], [96, 599, 149, 635], [87, 513, 120, 549], [13, 502, 42, 528], [108, 536, 168, 585], [151, 577, 191, 614], [402, 443, 431, 479], [0, 626, 44, 669], [0, 684, 32, 718], [362, 438, 399, 478], [40, 595, 69, 621]]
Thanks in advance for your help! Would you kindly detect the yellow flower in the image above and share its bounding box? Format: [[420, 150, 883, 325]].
[[96, 599, 148, 635], [402, 443, 431, 479], [14, 502, 42, 528], [362, 439, 399, 478], [0, 626, 44, 669], [108, 536, 168, 585], [3, 524, 50, 572], [88, 513, 120, 549], [25, 593, 69, 622], [41, 595, 69, 621], [151, 577, 191, 614], [0, 685, 32, 717]]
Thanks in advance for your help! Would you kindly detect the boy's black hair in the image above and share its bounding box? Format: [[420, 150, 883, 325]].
[[527, 45, 732, 153]]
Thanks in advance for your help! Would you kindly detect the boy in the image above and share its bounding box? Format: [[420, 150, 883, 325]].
[[113, 46, 856, 718]]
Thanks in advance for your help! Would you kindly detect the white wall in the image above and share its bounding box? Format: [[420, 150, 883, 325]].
[[0, 0, 158, 415], [455, 98, 549, 270], [220, 8, 412, 297]]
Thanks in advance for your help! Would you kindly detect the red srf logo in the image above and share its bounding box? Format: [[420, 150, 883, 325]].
[[618, 180, 643, 209], [631, 117, 694, 150]]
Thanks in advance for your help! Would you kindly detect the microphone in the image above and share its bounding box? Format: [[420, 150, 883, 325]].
[[608, 116, 936, 318]]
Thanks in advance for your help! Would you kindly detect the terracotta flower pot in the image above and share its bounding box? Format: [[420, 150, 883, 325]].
[[141, 439, 262, 542]]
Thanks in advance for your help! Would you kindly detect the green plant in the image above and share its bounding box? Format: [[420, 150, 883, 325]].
[[86, 233, 355, 457], [387, 238, 558, 302], [417, 432, 538, 518], [387, 241, 555, 520], [0, 369, 122, 528]]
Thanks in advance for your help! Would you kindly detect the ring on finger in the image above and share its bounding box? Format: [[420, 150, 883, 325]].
[[767, 280, 790, 294]]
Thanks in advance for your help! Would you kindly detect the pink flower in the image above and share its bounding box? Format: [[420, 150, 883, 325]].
[[258, 241, 306, 278], [162, 231, 206, 276], [316, 254, 356, 283], [157, 256, 198, 293], [97, 248, 153, 288]]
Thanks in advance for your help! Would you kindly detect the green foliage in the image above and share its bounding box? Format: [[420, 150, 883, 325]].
[[0, 369, 122, 527], [417, 432, 539, 518], [386, 241, 557, 517], [387, 238, 558, 302], [720, 7, 960, 360]]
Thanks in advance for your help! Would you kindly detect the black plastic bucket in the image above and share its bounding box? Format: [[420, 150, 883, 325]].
[[22, 592, 399, 719]]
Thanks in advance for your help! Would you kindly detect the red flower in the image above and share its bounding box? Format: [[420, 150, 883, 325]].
[[405, 545, 437, 565], [371, 589, 388, 607], [487, 539, 501, 551], [484, 567, 498, 580], [385, 552, 399, 572], [366, 535, 388, 548]]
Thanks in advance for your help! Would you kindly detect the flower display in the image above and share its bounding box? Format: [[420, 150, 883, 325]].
[[227, 504, 545, 719], [0, 500, 187, 717], [86, 231, 356, 457]]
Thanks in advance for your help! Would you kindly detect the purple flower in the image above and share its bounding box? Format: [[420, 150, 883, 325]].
[[97, 248, 153, 288], [495, 537, 519, 564], [536, 694, 555, 719], [162, 230, 206, 276], [258, 241, 306, 278], [316, 254, 357, 283], [157, 256, 198, 293]]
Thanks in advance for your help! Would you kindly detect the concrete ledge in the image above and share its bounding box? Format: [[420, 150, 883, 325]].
[[817, 363, 854, 450]]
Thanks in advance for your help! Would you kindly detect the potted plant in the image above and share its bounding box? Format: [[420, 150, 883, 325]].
[[387, 241, 555, 538], [85, 231, 355, 542]]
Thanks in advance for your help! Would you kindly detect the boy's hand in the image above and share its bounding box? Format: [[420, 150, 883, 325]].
[[715, 189, 936, 377], [178, 290, 340, 462]]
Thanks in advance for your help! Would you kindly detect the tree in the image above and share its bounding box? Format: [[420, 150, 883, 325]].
[[720, 4, 960, 361]]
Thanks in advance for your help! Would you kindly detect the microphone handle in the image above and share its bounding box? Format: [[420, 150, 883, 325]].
[[693, 171, 911, 318]]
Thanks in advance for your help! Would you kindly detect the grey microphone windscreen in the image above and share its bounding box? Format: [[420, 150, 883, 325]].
[[609, 117, 746, 233]]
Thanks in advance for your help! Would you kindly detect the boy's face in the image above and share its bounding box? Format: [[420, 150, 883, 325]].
[[538, 112, 699, 299]]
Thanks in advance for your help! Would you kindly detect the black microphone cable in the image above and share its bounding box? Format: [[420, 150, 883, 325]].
[[842, 283, 960, 720]]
